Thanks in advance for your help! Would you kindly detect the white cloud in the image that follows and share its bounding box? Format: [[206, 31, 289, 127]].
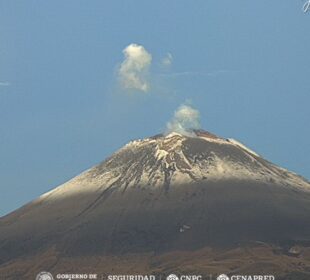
[[118, 43, 152, 92], [166, 104, 201, 136], [161, 52, 173, 67]]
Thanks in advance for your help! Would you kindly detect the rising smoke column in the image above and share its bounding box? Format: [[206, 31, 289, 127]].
[[166, 104, 201, 136], [118, 43, 152, 92]]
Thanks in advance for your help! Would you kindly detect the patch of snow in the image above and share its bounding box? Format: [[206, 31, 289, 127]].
[[227, 138, 260, 157], [204, 155, 264, 181], [155, 148, 169, 160], [165, 132, 184, 138], [198, 135, 230, 145]]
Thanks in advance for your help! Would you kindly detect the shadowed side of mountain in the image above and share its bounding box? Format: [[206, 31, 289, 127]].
[[1, 179, 310, 266]]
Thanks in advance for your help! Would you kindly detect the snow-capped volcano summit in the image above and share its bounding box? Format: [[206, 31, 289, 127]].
[[1, 130, 310, 279], [43, 129, 307, 198]]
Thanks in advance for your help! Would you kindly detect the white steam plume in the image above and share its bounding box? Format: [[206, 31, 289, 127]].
[[118, 43, 152, 92], [166, 104, 201, 136]]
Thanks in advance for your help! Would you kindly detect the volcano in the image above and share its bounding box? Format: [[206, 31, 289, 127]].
[[1, 130, 310, 280]]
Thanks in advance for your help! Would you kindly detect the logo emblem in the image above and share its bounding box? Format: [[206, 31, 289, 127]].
[[36, 272, 54, 280], [166, 274, 179, 280], [217, 274, 229, 280]]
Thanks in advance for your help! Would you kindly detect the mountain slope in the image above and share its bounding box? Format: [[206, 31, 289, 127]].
[[1, 130, 310, 279]]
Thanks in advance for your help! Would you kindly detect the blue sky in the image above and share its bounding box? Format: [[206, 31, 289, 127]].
[[0, 1, 309, 216]]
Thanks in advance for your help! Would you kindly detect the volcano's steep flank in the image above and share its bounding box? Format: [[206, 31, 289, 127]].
[[1, 130, 310, 279]]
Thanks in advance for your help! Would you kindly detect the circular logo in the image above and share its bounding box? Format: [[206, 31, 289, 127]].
[[217, 274, 229, 280], [36, 272, 54, 280], [166, 274, 179, 280]]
